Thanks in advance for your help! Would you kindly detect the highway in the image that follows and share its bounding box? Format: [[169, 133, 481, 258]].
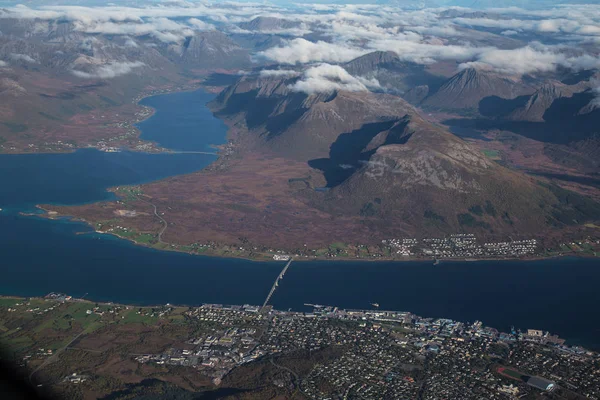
[[262, 258, 293, 309]]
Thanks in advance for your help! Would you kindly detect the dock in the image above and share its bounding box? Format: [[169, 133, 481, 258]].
[[262, 258, 293, 310]]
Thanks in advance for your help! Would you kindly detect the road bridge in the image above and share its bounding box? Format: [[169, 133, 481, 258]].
[[262, 258, 293, 309]]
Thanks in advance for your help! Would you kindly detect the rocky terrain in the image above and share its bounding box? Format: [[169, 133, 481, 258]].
[[212, 74, 600, 240], [422, 67, 536, 110]]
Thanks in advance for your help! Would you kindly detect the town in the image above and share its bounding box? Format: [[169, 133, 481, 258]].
[[383, 234, 539, 259], [129, 303, 599, 399], [1, 293, 599, 399]]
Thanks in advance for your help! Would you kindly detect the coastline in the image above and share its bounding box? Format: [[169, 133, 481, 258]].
[[22, 206, 600, 264], [0, 82, 221, 156], [0, 294, 596, 354], [7, 83, 598, 265]]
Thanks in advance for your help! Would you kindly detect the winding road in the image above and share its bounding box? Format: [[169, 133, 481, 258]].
[[136, 197, 168, 243], [269, 358, 303, 398]]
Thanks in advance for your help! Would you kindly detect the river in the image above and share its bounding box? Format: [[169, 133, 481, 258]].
[[0, 89, 599, 351]]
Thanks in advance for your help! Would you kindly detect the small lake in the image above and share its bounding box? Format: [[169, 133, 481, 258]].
[[0, 89, 599, 351]]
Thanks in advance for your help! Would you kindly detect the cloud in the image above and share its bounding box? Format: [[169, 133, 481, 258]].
[[589, 84, 600, 109], [72, 17, 193, 42], [563, 54, 600, 71], [124, 38, 138, 48], [368, 39, 486, 64], [453, 16, 600, 38], [71, 61, 145, 79], [79, 37, 98, 52], [260, 38, 368, 64], [232, 26, 311, 37], [290, 63, 379, 95], [458, 45, 600, 75], [1, 3, 283, 25], [259, 69, 300, 78], [9, 53, 37, 63], [187, 18, 215, 31], [458, 46, 561, 74], [1, 1, 600, 79]]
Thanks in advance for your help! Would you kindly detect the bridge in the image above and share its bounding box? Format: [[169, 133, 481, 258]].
[[262, 258, 293, 309]]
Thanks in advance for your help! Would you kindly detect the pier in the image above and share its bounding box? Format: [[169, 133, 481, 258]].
[[262, 258, 293, 309]]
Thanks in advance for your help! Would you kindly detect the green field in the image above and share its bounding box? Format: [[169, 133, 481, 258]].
[[0, 298, 20, 308], [121, 309, 157, 325], [482, 149, 500, 159]]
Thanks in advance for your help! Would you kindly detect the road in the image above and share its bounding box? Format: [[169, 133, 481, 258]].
[[169, 151, 217, 155], [270, 358, 301, 395], [136, 197, 168, 243], [29, 330, 87, 384]]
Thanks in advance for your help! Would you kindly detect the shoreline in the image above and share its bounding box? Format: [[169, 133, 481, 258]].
[[6, 84, 598, 265], [0, 82, 219, 156], [0, 294, 596, 354], [21, 207, 600, 264]]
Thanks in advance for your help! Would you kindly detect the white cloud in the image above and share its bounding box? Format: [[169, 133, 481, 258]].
[[563, 54, 600, 71], [73, 17, 193, 43], [260, 38, 368, 65], [259, 69, 300, 78], [458, 45, 600, 75], [1, 1, 600, 79], [71, 61, 145, 79], [188, 18, 215, 31], [453, 16, 600, 38], [290, 63, 379, 95], [368, 39, 486, 65], [124, 38, 138, 48], [458, 46, 561, 75], [589, 84, 600, 109], [9, 53, 37, 63]]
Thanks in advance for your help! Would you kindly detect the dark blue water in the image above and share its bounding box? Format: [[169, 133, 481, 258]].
[[138, 90, 227, 152], [271, 258, 600, 350], [0, 89, 222, 210], [0, 149, 216, 210], [0, 88, 599, 351], [0, 213, 280, 307]]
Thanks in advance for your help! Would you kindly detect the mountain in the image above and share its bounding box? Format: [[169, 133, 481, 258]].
[[506, 81, 584, 122], [212, 74, 424, 161], [176, 31, 251, 70], [438, 10, 492, 18], [212, 75, 600, 237], [423, 67, 534, 110], [343, 51, 407, 76], [0, 17, 256, 151], [238, 17, 302, 32], [342, 51, 447, 95]]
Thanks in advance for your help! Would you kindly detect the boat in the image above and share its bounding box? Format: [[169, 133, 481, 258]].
[[371, 303, 380, 308]]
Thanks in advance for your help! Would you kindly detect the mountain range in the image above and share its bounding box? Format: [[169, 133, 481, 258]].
[[211, 73, 600, 239]]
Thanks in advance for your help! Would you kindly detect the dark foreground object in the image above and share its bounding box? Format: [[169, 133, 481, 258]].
[[0, 347, 58, 400]]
